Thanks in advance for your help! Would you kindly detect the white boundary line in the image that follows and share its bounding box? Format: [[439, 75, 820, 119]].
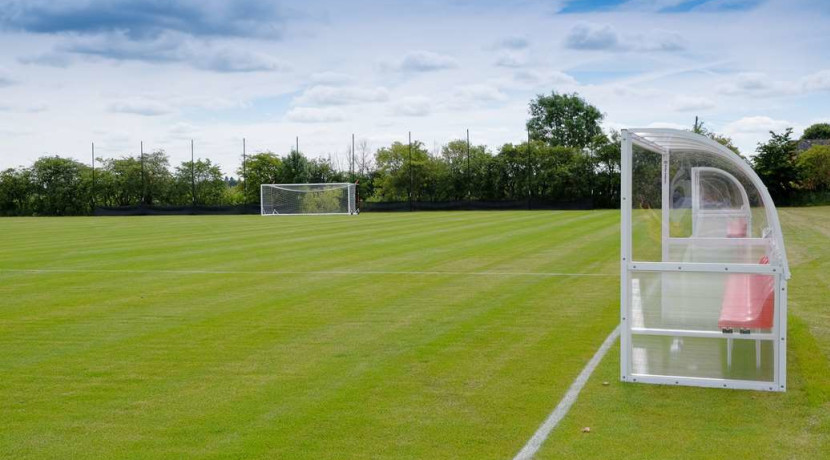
[[0, 268, 618, 277], [513, 325, 621, 460]]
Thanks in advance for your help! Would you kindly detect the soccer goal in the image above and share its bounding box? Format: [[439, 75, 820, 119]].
[[260, 183, 357, 216]]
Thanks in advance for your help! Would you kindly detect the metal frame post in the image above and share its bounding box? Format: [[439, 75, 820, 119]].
[[620, 130, 633, 383]]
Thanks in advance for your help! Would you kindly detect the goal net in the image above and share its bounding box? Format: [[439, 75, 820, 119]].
[[260, 183, 357, 215]]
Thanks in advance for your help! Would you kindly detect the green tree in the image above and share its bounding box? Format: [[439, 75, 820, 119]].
[[532, 142, 594, 202], [141, 151, 173, 205], [373, 141, 430, 201], [492, 143, 529, 201], [753, 128, 799, 202], [101, 151, 172, 206], [282, 150, 310, 183], [103, 156, 143, 206], [527, 92, 604, 149], [173, 159, 226, 206], [238, 152, 282, 204], [29, 156, 90, 215], [801, 123, 830, 140], [0, 167, 34, 216], [309, 157, 346, 183], [589, 132, 621, 208], [438, 140, 491, 201], [798, 145, 830, 191]]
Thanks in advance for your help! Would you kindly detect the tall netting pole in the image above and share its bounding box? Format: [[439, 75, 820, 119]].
[[466, 128, 471, 201], [526, 128, 532, 210], [408, 131, 413, 212], [191, 139, 196, 207], [242, 138, 247, 207], [351, 133, 355, 182], [91, 142, 95, 214], [140, 141, 145, 206]]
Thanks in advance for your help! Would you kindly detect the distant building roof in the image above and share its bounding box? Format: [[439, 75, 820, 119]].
[[797, 139, 830, 152]]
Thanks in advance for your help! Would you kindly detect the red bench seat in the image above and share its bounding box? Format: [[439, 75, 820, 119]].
[[718, 256, 774, 330]]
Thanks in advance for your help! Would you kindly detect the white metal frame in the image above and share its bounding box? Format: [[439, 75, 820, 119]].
[[260, 183, 357, 216], [620, 129, 790, 392]]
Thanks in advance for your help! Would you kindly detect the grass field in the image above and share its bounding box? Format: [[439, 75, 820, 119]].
[[0, 209, 828, 459]]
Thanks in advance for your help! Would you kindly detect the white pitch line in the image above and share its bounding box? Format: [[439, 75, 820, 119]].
[[513, 325, 621, 460], [0, 268, 618, 278]]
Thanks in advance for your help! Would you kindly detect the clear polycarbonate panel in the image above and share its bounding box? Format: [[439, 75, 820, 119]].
[[630, 271, 776, 332], [631, 335, 774, 382], [667, 238, 769, 263], [631, 144, 663, 262], [261, 183, 355, 215], [697, 168, 747, 210], [668, 151, 768, 238]]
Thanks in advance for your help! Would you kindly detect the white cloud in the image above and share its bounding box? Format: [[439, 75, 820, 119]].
[[564, 23, 685, 52], [494, 37, 529, 50], [391, 96, 431, 117], [635, 30, 685, 52], [645, 121, 688, 130], [55, 31, 289, 73], [24, 102, 49, 113], [295, 86, 389, 106], [723, 116, 792, 135], [19, 52, 74, 68], [722, 116, 796, 156], [565, 23, 619, 50], [717, 72, 779, 95], [384, 50, 458, 73], [191, 49, 289, 73], [109, 99, 175, 116], [444, 84, 509, 111], [717, 70, 830, 97], [285, 107, 346, 123], [671, 95, 716, 112], [801, 69, 830, 92], [512, 69, 578, 89], [0, 67, 15, 86], [453, 84, 508, 103], [310, 71, 353, 85], [495, 52, 527, 68]]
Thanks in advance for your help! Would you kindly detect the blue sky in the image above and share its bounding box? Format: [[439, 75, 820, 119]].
[[0, 0, 829, 172]]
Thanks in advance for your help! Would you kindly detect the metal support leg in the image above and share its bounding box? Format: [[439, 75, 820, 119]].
[[755, 340, 761, 369], [727, 338, 733, 368]]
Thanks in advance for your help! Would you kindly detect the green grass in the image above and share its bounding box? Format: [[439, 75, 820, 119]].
[[0, 209, 827, 459]]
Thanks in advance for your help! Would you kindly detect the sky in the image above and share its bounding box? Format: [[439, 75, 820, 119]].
[[1, 0, 829, 174]]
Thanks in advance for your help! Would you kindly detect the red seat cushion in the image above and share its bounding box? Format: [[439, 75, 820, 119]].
[[718, 256, 774, 329], [726, 218, 748, 238]]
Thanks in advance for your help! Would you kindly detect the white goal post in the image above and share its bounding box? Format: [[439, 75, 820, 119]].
[[260, 183, 357, 216]]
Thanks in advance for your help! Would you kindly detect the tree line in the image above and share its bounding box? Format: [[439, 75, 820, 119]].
[[1, 92, 829, 216]]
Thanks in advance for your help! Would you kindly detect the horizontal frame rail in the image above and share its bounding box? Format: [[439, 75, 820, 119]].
[[667, 237, 769, 247], [631, 327, 775, 340], [630, 132, 669, 155], [628, 374, 779, 391], [629, 261, 781, 275]]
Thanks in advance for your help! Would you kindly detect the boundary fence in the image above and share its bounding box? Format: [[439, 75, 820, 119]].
[[94, 199, 593, 215]]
